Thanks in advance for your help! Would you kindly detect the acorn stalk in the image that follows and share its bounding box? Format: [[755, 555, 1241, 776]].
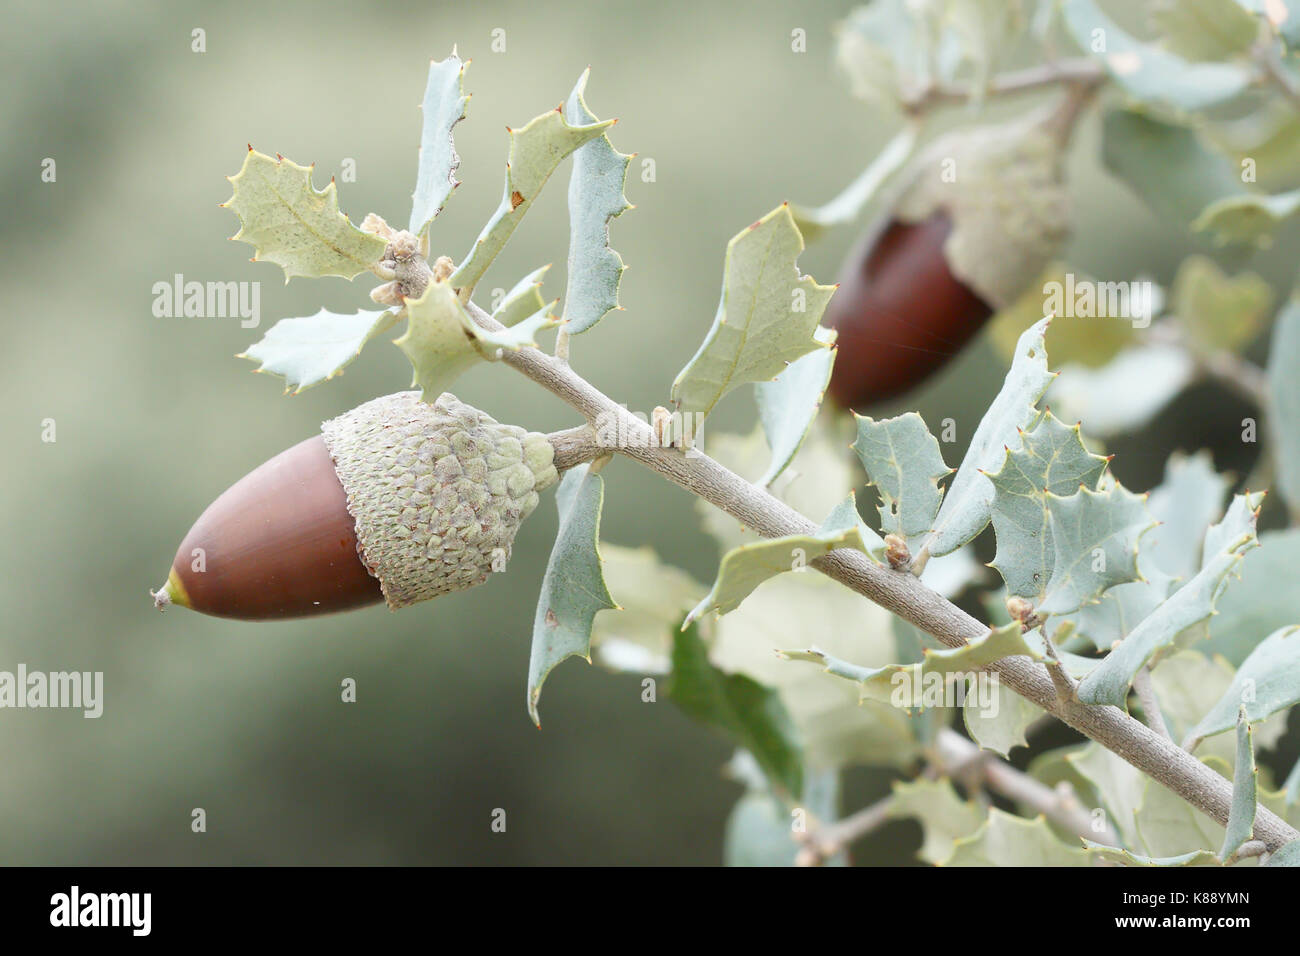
[[153, 392, 559, 621]]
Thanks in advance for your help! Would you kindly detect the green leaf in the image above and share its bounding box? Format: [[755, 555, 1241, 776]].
[[1221, 709, 1257, 860], [941, 809, 1092, 866], [450, 106, 614, 296], [923, 318, 1054, 557], [1063, 573, 1176, 652], [782, 621, 1042, 710], [724, 766, 843, 867], [685, 495, 871, 625], [1134, 774, 1225, 858], [1148, 651, 1240, 767], [1144, 450, 1231, 579], [668, 624, 804, 800], [987, 411, 1109, 602], [409, 50, 470, 235], [1102, 109, 1246, 230], [888, 778, 984, 864], [396, 281, 556, 401], [1286, 756, 1300, 807], [1070, 743, 1144, 847], [526, 465, 617, 726], [239, 308, 398, 393], [1170, 256, 1273, 354], [1188, 627, 1300, 745], [1062, 0, 1253, 111], [1037, 482, 1153, 617], [223, 149, 387, 281], [1270, 300, 1300, 519], [1203, 529, 1300, 665], [1048, 345, 1195, 438], [1077, 493, 1263, 707], [792, 124, 919, 240], [755, 326, 837, 487], [852, 412, 951, 542], [589, 544, 700, 673], [835, 0, 941, 109], [1081, 841, 1221, 866], [1150, 0, 1259, 61], [963, 680, 1040, 757], [670, 205, 835, 421], [561, 70, 632, 335], [491, 264, 551, 327], [1263, 840, 1300, 866], [1193, 188, 1300, 246]]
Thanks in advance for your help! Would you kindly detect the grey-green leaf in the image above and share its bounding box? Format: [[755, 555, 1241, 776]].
[[409, 50, 470, 235], [491, 265, 550, 328], [670, 205, 835, 421], [561, 69, 632, 335], [1037, 483, 1153, 617], [923, 318, 1054, 557], [240, 308, 398, 393], [1263, 840, 1300, 866], [1220, 709, 1257, 860], [1270, 300, 1300, 520], [1188, 626, 1300, 745], [853, 412, 951, 541], [755, 326, 837, 487], [527, 465, 617, 726], [792, 123, 919, 240]]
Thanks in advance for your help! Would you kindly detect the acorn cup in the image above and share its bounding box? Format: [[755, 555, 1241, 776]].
[[152, 392, 559, 621], [825, 107, 1073, 409]]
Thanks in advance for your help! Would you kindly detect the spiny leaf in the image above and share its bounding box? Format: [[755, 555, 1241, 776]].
[[888, 778, 984, 864], [963, 680, 1039, 757], [561, 69, 632, 335], [755, 326, 837, 487], [941, 809, 1092, 866], [491, 264, 551, 327], [239, 308, 398, 393], [527, 465, 617, 726], [1269, 300, 1300, 519], [396, 281, 557, 401], [685, 494, 871, 625], [988, 411, 1109, 602], [1062, 572, 1176, 652], [451, 107, 613, 295], [781, 621, 1040, 711], [1221, 708, 1257, 861], [1188, 626, 1300, 745], [1144, 450, 1231, 580], [1077, 492, 1263, 708], [792, 123, 919, 240], [852, 412, 951, 542], [1062, 0, 1252, 111], [668, 624, 804, 800], [1081, 841, 1220, 867], [1170, 257, 1273, 355], [670, 205, 835, 421], [1037, 482, 1153, 617], [224, 149, 387, 281], [409, 50, 470, 235], [923, 318, 1054, 557]]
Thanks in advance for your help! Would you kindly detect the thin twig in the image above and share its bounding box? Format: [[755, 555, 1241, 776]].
[[468, 301, 1300, 852], [901, 58, 1105, 114], [796, 794, 894, 866], [1132, 666, 1172, 742]]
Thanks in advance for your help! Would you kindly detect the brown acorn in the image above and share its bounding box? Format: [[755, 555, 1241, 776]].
[[153, 391, 558, 621], [826, 112, 1071, 409]]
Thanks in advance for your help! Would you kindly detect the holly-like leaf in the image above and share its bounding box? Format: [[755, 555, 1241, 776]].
[[1150, 0, 1258, 61], [685, 494, 871, 625], [755, 326, 837, 487], [923, 318, 1054, 558], [1070, 743, 1144, 847], [988, 412, 1109, 602], [1270, 301, 1300, 520], [1144, 451, 1231, 580], [1037, 483, 1153, 617], [1171, 256, 1274, 354], [1193, 189, 1300, 246], [491, 264, 551, 327], [1081, 842, 1221, 866], [792, 123, 919, 240], [852, 412, 951, 542], [527, 465, 617, 726], [1062, 573, 1176, 652], [1188, 627, 1300, 745], [561, 70, 632, 335], [589, 544, 700, 674], [223, 148, 387, 281], [409, 50, 470, 236], [782, 621, 1041, 710], [888, 778, 985, 864], [1221, 709, 1258, 861], [1062, 0, 1253, 111], [450, 106, 614, 295], [941, 809, 1092, 866], [1134, 775, 1225, 859], [396, 281, 556, 401], [239, 308, 399, 393], [671, 205, 835, 421], [963, 680, 1040, 757], [669, 624, 804, 800], [1077, 493, 1263, 708]]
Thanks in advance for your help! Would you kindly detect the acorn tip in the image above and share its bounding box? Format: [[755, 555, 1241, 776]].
[[151, 569, 191, 612]]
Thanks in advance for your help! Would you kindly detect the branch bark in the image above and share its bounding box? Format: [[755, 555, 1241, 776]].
[[476, 302, 1300, 852]]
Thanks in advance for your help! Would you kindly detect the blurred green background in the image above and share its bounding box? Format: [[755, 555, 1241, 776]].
[[2, 0, 1297, 865]]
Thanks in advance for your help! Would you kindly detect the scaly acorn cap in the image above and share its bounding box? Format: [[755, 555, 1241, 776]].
[[321, 391, 558, 609], [890, 113, 1070, 311], [153, 391, 558, 619]]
